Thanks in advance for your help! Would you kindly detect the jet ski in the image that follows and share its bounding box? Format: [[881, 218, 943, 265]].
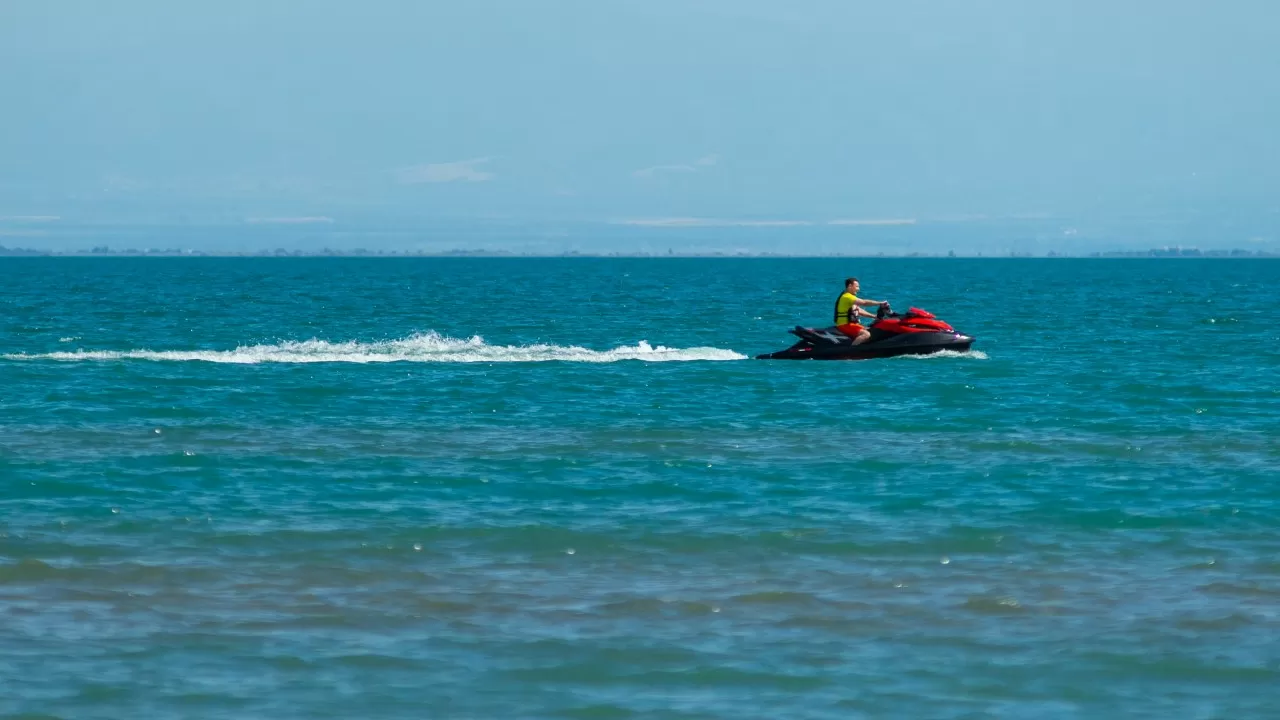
[[756, 303, 975, 360]]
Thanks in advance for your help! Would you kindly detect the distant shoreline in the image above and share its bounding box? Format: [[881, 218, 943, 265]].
[[2, 249, 1277, 259]]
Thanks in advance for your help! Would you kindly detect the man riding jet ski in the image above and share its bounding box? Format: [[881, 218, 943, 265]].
[[755, 277, 975, 360]]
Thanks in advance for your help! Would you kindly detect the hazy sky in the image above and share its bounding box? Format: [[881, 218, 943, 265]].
[[3, 0, 1278, 223]]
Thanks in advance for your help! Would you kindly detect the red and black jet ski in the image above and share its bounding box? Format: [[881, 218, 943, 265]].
[[755, 303, 975, 360]]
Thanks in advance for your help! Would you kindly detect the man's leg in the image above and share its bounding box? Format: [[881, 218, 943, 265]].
[[851, 327, 871, 345]]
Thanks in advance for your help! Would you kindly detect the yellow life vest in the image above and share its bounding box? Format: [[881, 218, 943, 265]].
[[834, 291, 859, 324]]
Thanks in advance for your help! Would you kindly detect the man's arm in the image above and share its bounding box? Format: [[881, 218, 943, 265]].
[[855, 297, 885, 307]]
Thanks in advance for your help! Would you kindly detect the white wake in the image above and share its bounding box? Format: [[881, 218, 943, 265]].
[[3, 332, 747, 364], [896, 349, 989, 360]]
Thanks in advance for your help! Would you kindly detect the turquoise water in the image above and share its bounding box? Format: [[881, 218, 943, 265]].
[[2, 257, 1279, 719]]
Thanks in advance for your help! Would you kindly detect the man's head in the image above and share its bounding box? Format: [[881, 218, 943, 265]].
[[845, 277, 860, 294]]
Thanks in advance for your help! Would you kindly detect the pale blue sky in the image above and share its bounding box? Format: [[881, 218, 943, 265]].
[[2, 0, 1277, 223]]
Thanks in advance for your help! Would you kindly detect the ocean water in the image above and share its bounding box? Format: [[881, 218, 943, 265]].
[[2, 257, 1278, 719]]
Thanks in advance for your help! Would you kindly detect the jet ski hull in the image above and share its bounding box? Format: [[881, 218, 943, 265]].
[[756, 326, 975, 360]]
